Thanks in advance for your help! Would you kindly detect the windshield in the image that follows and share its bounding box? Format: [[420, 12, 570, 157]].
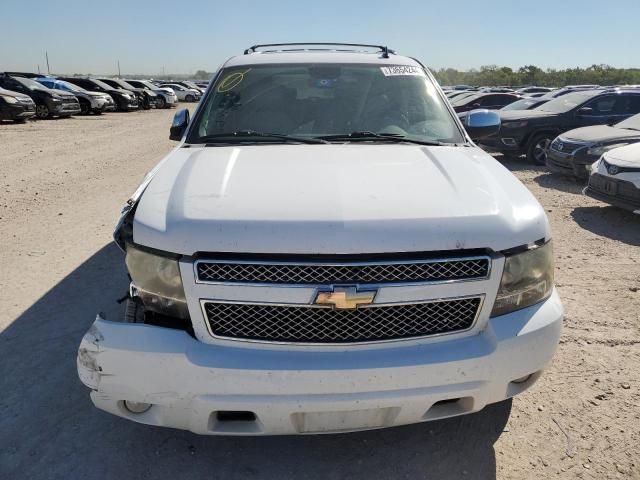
[[535, 91, 598, 113], [501, 99, 539, 111], [113, 79, 135, 89], [16, 77, 50, 91], [91, 79, 114, 90], [616, 113, 640, 131], [59, 80, 86, 92], [188, 63, 464, 144]]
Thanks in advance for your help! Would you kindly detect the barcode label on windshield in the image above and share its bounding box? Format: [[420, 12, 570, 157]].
[[380, 66, 424, 76]]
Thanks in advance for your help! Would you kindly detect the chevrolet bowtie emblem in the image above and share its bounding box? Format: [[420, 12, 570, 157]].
[[314, 286, 377, 310]]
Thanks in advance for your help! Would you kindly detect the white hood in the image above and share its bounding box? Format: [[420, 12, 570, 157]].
[[133, 144, 550, 255], [603, 143, 640, 168]]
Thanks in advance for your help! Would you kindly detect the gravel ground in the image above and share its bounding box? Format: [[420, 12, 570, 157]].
[[0, 109, 638, 480]]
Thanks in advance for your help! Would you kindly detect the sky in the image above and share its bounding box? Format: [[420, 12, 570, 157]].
[[1, 0, 638, 76]]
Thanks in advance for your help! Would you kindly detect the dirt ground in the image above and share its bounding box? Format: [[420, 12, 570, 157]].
[[1, 108, 638, 480]]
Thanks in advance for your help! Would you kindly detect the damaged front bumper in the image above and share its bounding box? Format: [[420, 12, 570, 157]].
[[77, 291, 563, 435]]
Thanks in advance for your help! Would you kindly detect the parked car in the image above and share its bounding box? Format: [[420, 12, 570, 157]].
[[547, 113, 640, 179], [452, 92, 521, 113], [97, 78, 159, 109], [584, 142, 640, 213], [0, 87, 36, 122], [34, 77, 114, 114], [478, 87, 515, 93], [480, 89, 640, 164], [158, 83, 201, 102], [0, 74, 80, 119], [77, 43, 562, 436], [163, 80, 206, 94], [60, 77, 139, 111], [124, 79, 178, 109]]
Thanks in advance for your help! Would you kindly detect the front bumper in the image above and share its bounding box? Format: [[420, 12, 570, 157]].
[[478, 135, 523, 154], [547, 149, 596, 180], [0, 102, 36, 120], [584, 173, 640, 214], [55, 101, 81, 116], [77, 291, 563, 435]]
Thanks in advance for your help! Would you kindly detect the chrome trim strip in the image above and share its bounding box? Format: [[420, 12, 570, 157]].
[[193, 255, 492, 287], [199, 294, 485, 346]]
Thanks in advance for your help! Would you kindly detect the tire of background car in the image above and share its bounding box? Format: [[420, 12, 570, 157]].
[[124, 297, 145, 323], [35, 103, 49, 119], [142, 95, 151, 110], [79, 99, 91, 115], [185, 94, 195, 102], [156, 96, 166, 109], [526, 133, 554, 165]]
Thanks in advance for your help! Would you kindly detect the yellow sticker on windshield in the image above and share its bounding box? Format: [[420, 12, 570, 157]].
[[217, 69, 251, 92]]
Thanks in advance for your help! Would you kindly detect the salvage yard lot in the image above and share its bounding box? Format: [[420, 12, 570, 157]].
[[0, 109, 638, 479]]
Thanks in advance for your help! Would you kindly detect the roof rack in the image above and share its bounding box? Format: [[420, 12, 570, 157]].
[[244, 43, 393, 58]]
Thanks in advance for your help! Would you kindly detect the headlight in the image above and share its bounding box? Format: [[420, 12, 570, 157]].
[[125, 244, 189, 319], [491, 242, 554, 317], [501, 121, 528, 129], [1, 94, 18, 104], [586, 143, 628, 157]]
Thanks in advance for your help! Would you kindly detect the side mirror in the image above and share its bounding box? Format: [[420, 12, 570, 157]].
[[578, 107, 593, 116], [169, 108, 190, 141], [464, 109, 501, 140]]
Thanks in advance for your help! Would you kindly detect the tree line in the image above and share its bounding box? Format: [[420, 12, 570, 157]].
[[432, 64, 640, 87]]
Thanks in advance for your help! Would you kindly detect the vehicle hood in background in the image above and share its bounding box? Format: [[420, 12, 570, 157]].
[[603, 143, 640, 168], [561, 124, 640, 143], [499, 110, 559, 121], [133, 145, 550, 255]]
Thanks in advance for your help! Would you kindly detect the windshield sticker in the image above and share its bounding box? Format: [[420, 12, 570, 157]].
[[380, 66, 424, 77], [217, 69, 251, 93]]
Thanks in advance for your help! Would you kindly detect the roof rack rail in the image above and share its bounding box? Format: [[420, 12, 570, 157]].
[[244, 43, 393, 58]]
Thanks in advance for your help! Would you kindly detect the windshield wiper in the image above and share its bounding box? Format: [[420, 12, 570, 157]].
[[196, 130, 329, 145], [315, 131, 449, 146]]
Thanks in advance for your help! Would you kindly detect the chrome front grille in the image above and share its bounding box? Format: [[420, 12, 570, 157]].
[[551, 139, 585, 154], [196, 257, 490, 285], [202, 297, 482, 344]]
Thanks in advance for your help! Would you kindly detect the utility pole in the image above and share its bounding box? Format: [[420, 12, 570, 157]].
[[117, 60, 121, 78], [37, 65, 41, 74], [45, 51, 50, 75]]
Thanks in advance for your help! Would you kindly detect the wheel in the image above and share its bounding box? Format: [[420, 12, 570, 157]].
[[124, 297, 145, 323], [35, 103, 49, 119], [156, 96, 166, 109], [79, 100, 90, 115], [142, 96, 151, 110], [185, 94, 195, 102], [526, 134, 553, 165]]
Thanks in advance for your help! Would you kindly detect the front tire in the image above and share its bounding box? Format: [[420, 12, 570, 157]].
[[526, 134, 553, 165], [79, 100, 91, 115], [35, 103, 49, 119], [156, 96, 166, 109], [124, 297, 145, 323], [185, 94, 195, 102]]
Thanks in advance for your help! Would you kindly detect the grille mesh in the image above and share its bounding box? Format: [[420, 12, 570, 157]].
[[203, 297, 481, 343], [197, 258, 489, 285]]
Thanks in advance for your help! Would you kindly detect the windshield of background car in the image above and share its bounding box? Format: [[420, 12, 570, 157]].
[[114, 79, 135, 89], [91, 79, 114, 90], [188, 63, 465, 144], [535, 91, 598, 113], [501, 99, 538, 111], [616, 113, 640, 130], [60, 81, 86, 92], [451, 93, 480, 106], [17, 77, 50, 91]]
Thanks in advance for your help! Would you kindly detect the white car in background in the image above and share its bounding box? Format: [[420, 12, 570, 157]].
[[584, 142, 640, 214], [160, 83, 201, 102], [125, 79, 178, 109]]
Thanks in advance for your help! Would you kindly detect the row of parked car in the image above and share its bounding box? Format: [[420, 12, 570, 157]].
[[0, 72, 208, 122], [449, 85, 640, 215]]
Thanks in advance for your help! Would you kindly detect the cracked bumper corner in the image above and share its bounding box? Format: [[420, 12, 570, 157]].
[[76, 315, 106, 390]]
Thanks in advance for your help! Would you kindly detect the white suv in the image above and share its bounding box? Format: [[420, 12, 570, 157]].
[[77, 43, 563, 435]]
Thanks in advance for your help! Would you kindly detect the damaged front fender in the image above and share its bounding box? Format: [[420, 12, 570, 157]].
[[77, 316, 106, 390]]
